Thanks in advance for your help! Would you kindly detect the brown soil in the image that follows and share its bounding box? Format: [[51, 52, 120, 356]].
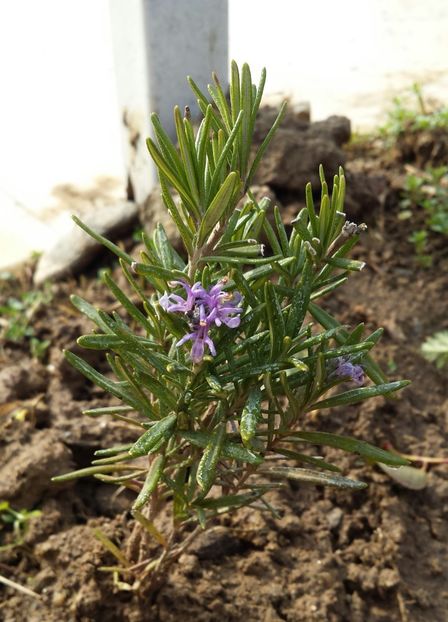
[[1, 132, 447, 622]]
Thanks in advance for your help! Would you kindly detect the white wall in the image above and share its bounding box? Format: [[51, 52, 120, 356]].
[[0, 0, 124, 216], [229, 0, 448, 127], [0, 0, 447, 263]]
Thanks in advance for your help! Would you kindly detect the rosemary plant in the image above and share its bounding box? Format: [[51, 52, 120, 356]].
[[53, 62, 409, 589]]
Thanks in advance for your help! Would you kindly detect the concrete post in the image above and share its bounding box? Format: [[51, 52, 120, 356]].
[[109, 0, 228, 204]]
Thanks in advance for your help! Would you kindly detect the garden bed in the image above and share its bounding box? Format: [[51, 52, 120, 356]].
[[0, 125, 447, 622]]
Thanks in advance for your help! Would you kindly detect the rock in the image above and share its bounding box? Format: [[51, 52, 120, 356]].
[[378, 567, 400, 590], [34, 201, 138, 284], [189, 525, 248, 560], [309, 115, 351, 147], [0, 429, 73, 507], [344, 170, 389, 220], [254, 104, 310, 138], [254, 128, 347, 191], [252, 107, 350, 192], [327, 507, 344, 530]]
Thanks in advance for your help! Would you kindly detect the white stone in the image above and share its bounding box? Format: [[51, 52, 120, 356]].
[[33, 201, 138, 284]]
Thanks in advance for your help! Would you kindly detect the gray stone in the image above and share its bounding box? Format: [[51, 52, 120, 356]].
[[309, 115, 351, 147], [254, 127, 347, 191], [252, 107, 350, 192], [327, 507, 344, 530], [34, 201, 138, 284], [344, 170, 388, 219]]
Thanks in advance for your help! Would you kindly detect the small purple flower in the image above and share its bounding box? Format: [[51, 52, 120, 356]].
[[160, 278, 243, 363], [159, 280, 205, 314], [196, 281, 243, 329], [176, 325, 217, 363], [333, 357, 364, 386]]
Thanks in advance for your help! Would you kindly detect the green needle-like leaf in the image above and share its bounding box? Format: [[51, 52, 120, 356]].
[[286, 431, 409, 466], [198, 171, 241, 244], [310, 380, 411, 410], [129, 413, 177, 458], [265, 466, 367, 489], [197, 422, 226, 494], [240, 386, 262, 447], [132, 455, 165, 511]]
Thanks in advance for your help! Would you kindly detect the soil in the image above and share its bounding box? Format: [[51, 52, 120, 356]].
[[1, 127, 447, 622]]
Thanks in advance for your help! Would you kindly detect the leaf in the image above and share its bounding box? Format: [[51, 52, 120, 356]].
[[196, 423, 226, 494], [150, 112, 186, 178], [159, 174, 194, 255], [325, 257, 366, 272], [93, 529, 129, 566], [131, 262, 186, 290], [153, 223, 174, 269], [209, 74, 232, 131], [70, 295, 111, 332], [229, 60, 241, 124], [187, 75, 226, 133], [286, 259, 313, 335], [129, 413, 177, 457], [273, 205, 290, 256], [240, 386, 262, 447], [173, 106, 200, 208], [421, 330, 448, 368], [273, 447, 341, 472], [199, 254, 276, 266], [146, 137, 198, 216], [94, 443, 134, 457], [246, 101, 287, 188], [198, 171, 241, 243], [305, 182, 319, 236], [132, 455, 165, 511], [308, 302, 387, 384], [378, 464, 428, 490], [309, 380, 410, 410], [52, 464, 140, 482], [240, 63, 253, 178], [287, 431, 409, 466], [132, 510, 167, 545], [292, 208, 313, 243], [215, 240, 264, 257], [265, 466, 367, 489], [243, 256, 295, 282], [102, 271, 153, 334], [72, 216, 133, 265], [64, 350, 141, 410], [179, 430, 263, 465], [194, 492, 260, 510], [265, 282, 285, 360], [207, 111, 243, 202]]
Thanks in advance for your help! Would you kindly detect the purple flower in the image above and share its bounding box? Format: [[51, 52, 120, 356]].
[[159, 280, 205, 314], [333, 357, 364, 386], [176, 324, 217, 363], [195, 281, 243, 329], [160, 278, 243, 363]]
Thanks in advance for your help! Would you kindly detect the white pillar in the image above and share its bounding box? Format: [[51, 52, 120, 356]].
[[109, 0, 228, 204]]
